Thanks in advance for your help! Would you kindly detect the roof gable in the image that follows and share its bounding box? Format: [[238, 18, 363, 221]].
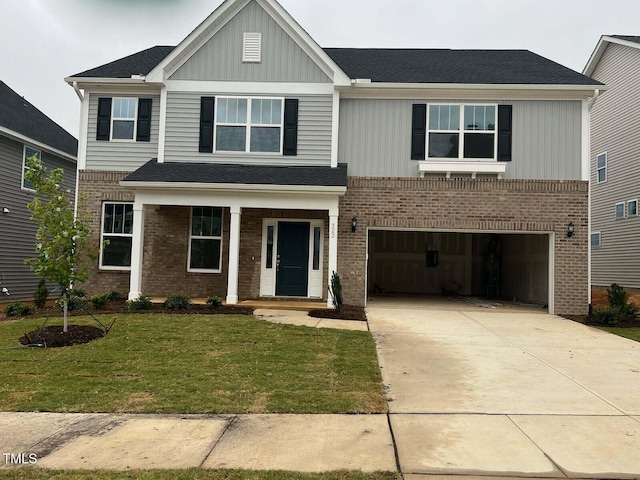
[[584, 35, 640, 76], [0, 81, 77, 158]]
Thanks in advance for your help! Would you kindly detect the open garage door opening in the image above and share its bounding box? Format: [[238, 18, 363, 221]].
[[367, 230, 550, 310]]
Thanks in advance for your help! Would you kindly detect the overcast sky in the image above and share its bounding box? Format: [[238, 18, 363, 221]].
[[1, 0, 638, 139]]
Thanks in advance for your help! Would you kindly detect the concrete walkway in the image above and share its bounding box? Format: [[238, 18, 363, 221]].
[[367, 298, 640, 479]]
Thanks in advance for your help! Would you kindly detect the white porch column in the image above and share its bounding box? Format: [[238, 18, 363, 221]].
[[128, 202, 145, 301], [226, 205, 241, 305], [327, 210, 339, 308]]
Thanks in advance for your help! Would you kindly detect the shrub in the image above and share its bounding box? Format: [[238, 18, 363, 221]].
[[163, 293, 192, 310], [206, 296, 223, 308], [33, 278, 49, 309], [607, 283, 629, 309], [128, 295, 153, 311], [68, 288, 87, 298], [104, 290, 122, 302], [4, 302, 35, 317], [329, 272, 343, 312], [56, 294, 86, 312], [90, 293, 109, 310], [593, 305, 622, 326]]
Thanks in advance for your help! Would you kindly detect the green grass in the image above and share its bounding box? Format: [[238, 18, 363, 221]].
[[598, 326, 640, 342], [0, 469, 400, 480], [0, 314, 386, 414]]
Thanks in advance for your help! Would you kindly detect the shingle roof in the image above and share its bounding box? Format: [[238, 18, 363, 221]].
[[71, 46, 175, 78], [70, 44, 601, 86], [122, 160, 348, 187], [0, 81, 77, 157], [610, 35, 640, 45], [323, 48, 602, 85]]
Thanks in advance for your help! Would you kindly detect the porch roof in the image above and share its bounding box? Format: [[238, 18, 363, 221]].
[[121, 160, 348, 187]]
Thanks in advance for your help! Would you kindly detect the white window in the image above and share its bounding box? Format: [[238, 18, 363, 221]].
[[591, 232, 601, 247], [215, 97, 283, 153], [628, 199, 638, 217], [111, 98, 137, 140], [243, 32, 262, 63], [22, 146, 40, 191], [596, 153, 607, 183], [100, 202, 133, 269], [615, 202, 625, 219], [189, 207, 223, 273], [428, 104, 496, 160]]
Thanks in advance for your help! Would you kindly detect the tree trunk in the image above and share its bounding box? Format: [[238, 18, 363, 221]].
[[63, 292, 68, 333]]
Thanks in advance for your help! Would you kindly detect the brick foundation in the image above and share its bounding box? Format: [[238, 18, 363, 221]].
[[337, 177, 589, 315]]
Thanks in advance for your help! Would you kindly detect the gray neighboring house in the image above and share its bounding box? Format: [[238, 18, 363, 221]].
[[584, 36, 640, 289], [0, 81, 78, 301]]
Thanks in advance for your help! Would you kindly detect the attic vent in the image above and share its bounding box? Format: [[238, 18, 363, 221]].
[[243, 32, 262, 63]]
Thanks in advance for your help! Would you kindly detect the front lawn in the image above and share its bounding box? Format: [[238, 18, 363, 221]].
[[0, 314, 386, 414], [598, 326, 640, 342], [0, 469, 400, 480]]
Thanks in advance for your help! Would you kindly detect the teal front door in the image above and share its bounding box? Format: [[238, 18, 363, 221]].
[[276, 222, 310, 297]]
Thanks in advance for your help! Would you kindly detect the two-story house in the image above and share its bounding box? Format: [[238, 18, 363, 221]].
[[66, 0, 601, 315], [0, 81, 77, 301], [584, 36, 640, 290]]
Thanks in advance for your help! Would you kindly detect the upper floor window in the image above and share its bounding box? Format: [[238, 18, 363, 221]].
[[100, 202, 134, 270], [615, 202, 625, 219], [597, 153, 607, 183], [628, 199, 638, 217], [215, 97, 283, 153], [591, 232, 601, 247], [22, 146, 40, 191], [96, 97, 152, 142], [428, 104, 496, 160]]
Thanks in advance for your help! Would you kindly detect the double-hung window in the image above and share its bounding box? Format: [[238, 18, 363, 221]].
[[189, 207, 223, 272], [628, 199, 638, 217], [111, 98, 137, 140], [428, 104, 496, 160], [100, 202, 134, 269], [22, 146, 40, 191], [615, 202, 625, 219], [591, 232, 601, 247], [597, 153, 607, 183], [215, 97, 283, 153]]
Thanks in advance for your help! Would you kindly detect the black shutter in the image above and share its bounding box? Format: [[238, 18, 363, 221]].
[[96, 98, 112, 141], [283, 99, 299, 156], [136, 98, 152, 142], [411, 104, 427, 160], [199, 97, 215, 153], [497, 105, 512, 162]]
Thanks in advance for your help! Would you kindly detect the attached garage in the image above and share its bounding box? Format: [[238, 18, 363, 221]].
[[367, 230, 551, 310]]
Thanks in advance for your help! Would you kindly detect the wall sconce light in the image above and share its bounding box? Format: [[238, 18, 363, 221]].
[[567, 222, 574, 238], [2, 208, 9, 214], [351, 217, 358, 233]]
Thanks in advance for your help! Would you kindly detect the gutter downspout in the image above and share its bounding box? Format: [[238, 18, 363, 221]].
[[586, 88, 600, 315]]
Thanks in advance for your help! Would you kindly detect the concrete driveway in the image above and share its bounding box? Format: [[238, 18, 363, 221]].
[[367, 298, 640, 479]]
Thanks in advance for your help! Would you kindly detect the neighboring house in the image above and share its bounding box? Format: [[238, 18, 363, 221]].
[[0, 81, 78, 301], [584, 36, 640, 289], [66, 0, 601, 315]]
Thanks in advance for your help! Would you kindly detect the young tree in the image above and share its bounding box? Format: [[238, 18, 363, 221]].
[[24, 155, 90, 332]]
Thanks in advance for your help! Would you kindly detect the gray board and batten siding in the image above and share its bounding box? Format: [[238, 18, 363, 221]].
[[590, 42, 640, 287], [339, 98, 583, 180], [164, 91, 333, 166], [85, 93, 161, 171], [169, 1, 331, 83], [0, 135, 76, 300]]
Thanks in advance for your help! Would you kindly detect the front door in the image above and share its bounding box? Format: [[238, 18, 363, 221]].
[[275, 221, 310, 297]]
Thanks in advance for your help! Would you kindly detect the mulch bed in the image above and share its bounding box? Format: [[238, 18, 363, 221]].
[[562, 314, 640, 328], [19, 325, 106, 348], [308, 305, 367, 321]]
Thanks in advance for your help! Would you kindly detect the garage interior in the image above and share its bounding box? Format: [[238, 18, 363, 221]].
[[367, 230, 549, 308]]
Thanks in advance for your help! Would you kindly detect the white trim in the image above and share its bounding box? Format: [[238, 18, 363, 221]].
[[331, 90, 340, 168], [0, 126, 76, 163], [110, 97, 138, 142], [165, 80, 334, 95], [99, 201, 134, 271], [120, 181, 347, 196], [77, 91, 90, 170], [128, 202, 144, 301], [581, 100, 590, 182], [226, 206, 241, 304], [584, 35, 640, 77], [418, 161, 506, 178], [548, 233, 555, 315], [328, 212, 338, 308], [187, 206, 224, 274], [157, 86, 168, 163]]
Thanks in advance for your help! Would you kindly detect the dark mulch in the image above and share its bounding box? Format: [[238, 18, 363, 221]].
[[308, 305, 367, 321], [19, 325, 106, 348], [562, 314, 640, 328]]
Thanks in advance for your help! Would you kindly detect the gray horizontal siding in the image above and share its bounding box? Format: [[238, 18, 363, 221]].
[[0, 134, 76, 301], [164, 91, 332, 165], [339, 99, 582, 180], [590, 42, 640, 287], [86, 93, 160, 172], [170, 1, 330, 83]]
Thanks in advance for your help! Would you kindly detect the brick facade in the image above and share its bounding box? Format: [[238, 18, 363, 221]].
[[337, 177, 589, 315]]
